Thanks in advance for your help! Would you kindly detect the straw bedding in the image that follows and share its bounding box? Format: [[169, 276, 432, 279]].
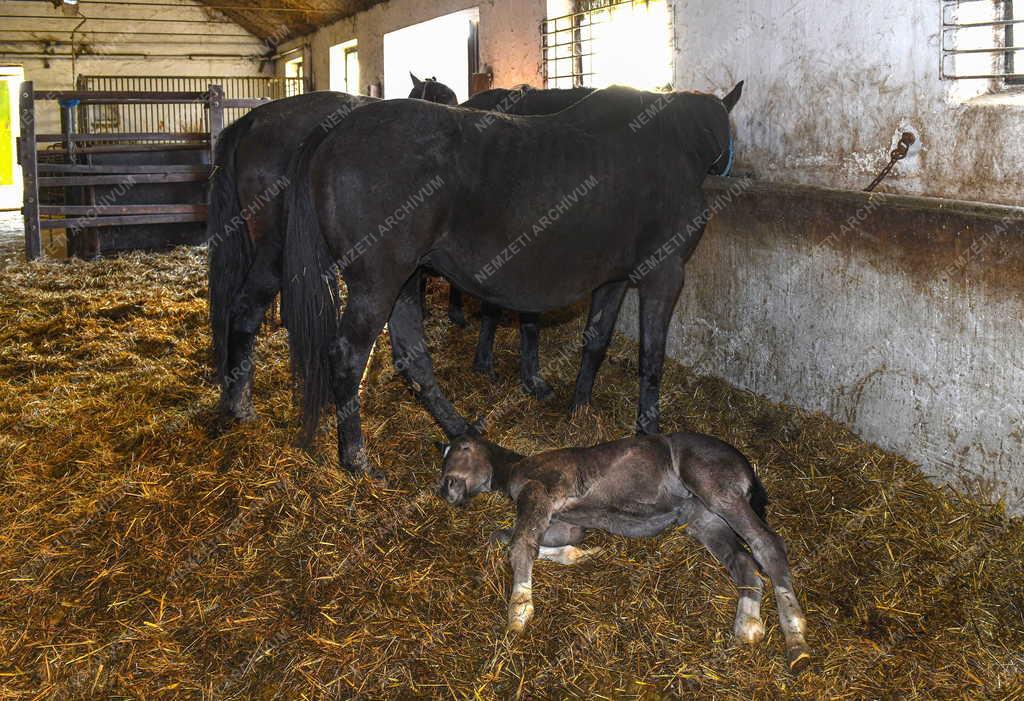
[[0, 244, 1022, 699]]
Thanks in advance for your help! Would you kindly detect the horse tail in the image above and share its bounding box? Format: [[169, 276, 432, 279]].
[[749, 469, 769, 524], [207, 116, 252, 385], [282, 125, 340, 445]]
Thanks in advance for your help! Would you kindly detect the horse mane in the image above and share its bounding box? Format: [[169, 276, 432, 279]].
[[557, 85, 730, 164]]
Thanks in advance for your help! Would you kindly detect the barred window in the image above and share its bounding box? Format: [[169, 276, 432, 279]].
[[542, 0, 673, 90], [941, 0, 1022, 85]]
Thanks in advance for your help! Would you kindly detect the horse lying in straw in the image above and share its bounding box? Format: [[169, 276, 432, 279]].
[[209, 78, 593, 425], [282, 83, 742, 477], [437, 431, 811, 672]]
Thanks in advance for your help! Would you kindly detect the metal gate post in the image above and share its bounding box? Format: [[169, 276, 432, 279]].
[[207, 84, 225, 165], [17, 81, 41, 260]]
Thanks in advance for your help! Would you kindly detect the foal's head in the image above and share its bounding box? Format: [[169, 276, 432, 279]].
[[438, 435, 494, 506]]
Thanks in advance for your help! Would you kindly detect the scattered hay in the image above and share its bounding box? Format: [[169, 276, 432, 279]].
[[0, 245, 1022, 699]]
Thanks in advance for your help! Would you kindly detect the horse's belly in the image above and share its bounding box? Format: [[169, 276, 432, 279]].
[[558, 505, 685, 538], [437, 225, 633, 312]]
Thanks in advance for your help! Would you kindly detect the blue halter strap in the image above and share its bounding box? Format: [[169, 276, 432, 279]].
[[721, 132, 734, 176]]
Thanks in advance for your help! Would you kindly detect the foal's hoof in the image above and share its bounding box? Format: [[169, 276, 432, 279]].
[[568, 546, 604, 564], [507, 594, 534, 634], [786, 643, 812, 674], [733, 614, 765, 645], [523, 376, 554, 401]]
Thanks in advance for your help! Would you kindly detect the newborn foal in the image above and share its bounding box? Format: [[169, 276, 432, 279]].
[[438, 432, 811, 671]]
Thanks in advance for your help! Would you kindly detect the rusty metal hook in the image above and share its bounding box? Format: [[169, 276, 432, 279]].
[[865, 131, 916, 192]]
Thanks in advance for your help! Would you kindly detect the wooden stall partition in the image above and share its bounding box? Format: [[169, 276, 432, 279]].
[[17, 85, 270, 260]]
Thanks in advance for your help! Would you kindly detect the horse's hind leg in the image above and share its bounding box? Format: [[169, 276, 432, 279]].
[[687, 504, 765, 645], [328, 290, 393, 479], [570, 280, 628, 415], [705, 494, 810, 671], [518, 313, 553, 401], [219, 246, 282, 422], [472, 302, 501, 380], [389, 273, 471, 438]]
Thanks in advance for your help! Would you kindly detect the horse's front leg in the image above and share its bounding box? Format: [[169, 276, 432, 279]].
[[570, 280, 628, 415], [447, 284, 467, 327], [472, 302, 501, 380], [518, 313, 553, 400], [495, 520, 597, 564], [635, 262, 685, 434], [507, 482, 554, 633], [390, 273, 471, 438]]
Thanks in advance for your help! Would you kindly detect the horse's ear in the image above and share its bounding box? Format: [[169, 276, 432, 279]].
[[723, 80, 744, 113], [410, 72, 423, 89], [471, 416, 487, 435]]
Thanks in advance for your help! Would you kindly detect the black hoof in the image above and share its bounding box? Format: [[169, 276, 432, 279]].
[[523, 377, 554, 401], [211, 400, 256, 435], [472, 363, 499, 383], [448, 309, 468, 328], [343, 454, 388, 485], [568, 400, 592, 419]]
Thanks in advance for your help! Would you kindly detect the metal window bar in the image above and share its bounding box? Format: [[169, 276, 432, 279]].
[[941, 0, 1024, 81], [75, 75, 304, 134], [541, 0, 671, 88]]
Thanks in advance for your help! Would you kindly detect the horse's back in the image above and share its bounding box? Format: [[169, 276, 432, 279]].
[[308, 99, 463, 269], [234, 92, 372, 224]]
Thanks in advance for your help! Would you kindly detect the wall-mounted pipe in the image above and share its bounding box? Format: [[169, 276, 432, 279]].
[[267, 45, 303, 61], [0, 28, 255, 38], [0, 14, 238, 24], [0, 38, 261, 45], [10, 0, 332, 13], [0, 51, 259, 60]]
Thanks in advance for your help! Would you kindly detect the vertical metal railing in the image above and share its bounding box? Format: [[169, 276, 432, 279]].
[[75, 75, 304, 133]]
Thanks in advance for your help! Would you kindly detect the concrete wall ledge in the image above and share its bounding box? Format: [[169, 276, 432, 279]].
[[704, 176, 1024, 225]]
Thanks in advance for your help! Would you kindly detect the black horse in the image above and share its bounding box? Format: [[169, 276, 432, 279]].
[[209, 79, 593, 422], [208, 77, 455, 422], [282, 83, 742, 476]]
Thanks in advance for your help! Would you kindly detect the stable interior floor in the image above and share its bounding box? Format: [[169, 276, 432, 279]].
[[0, 246, 1021, 699]]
